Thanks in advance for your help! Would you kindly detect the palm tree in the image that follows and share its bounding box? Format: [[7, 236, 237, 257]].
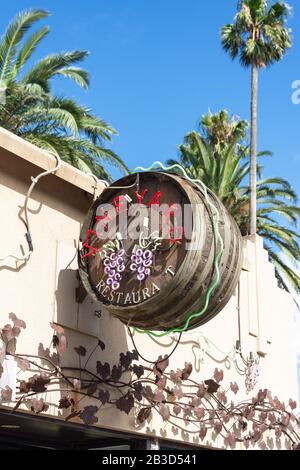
[[0, 9, 128, 180], [200, 109, 248, 157], [221, 1, 292, 235], [167, 111, 300, 295]]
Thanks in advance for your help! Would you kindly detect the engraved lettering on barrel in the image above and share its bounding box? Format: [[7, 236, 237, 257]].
[[116, 292, 124, 303], [165, 265, 175, 277], [142, 287, 151, 301], [132, 291, 141, 304], [96, 280, 106, 293], [152, 283, 160, 295], [102, 286, 110, 298]]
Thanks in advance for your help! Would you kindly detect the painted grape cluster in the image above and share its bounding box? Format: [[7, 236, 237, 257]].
[[130, 247, 153, 281], [103, 249, 126, 291]]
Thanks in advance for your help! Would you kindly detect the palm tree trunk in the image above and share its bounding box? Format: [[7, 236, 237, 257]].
[[250, 64, 258, 235]]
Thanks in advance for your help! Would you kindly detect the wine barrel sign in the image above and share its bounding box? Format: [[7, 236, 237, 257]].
[[78, 172, 243, 331]]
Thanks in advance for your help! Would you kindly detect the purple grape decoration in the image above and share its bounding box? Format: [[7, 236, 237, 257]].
[[102, 246, 126, 291], [130, 246, 154, 282]]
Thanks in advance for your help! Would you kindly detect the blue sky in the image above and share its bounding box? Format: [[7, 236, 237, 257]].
[[1, 1, 299, 394], [1, 0, 300, 186]]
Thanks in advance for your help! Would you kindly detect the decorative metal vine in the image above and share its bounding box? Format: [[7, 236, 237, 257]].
[[0, 314, 299, 450]]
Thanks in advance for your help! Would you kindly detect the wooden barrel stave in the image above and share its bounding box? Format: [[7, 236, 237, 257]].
[[79, 172, 243, 331]]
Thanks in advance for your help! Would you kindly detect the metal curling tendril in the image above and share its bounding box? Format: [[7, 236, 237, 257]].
[[128, 161, 224, 338]]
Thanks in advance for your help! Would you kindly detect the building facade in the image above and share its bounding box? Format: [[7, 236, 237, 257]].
[[0, 128, 298, 450]]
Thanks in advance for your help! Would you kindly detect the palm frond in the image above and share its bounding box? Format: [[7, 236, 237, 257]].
[[171, 108, 300, 296], [56, 67, 90, 89], [0, 9, 49, 79], [0, 10, 126, 180], [12, 26, 50, 77], [22, 50, 89, 91], [221, 1, 292, 69], [266, 246, 300, 293]]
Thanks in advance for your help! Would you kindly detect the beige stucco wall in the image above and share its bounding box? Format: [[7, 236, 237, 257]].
[[0, 128, 298, 449]]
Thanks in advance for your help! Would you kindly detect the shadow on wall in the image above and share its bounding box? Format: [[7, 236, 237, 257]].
[[30, 264, 131, 421], [55, 266, 130, 371], [0, 198, 43, 274]]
